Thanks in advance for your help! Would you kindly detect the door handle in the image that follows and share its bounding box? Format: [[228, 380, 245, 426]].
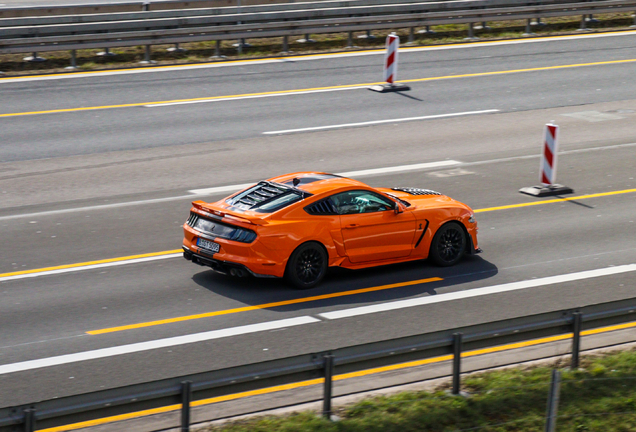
[[344, 223, 359, 228]]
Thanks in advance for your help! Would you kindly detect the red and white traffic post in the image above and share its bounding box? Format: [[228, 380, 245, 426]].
[[369, 33, 410, 93], [519, 122, 573, 197], [540, 123, 559, 185]]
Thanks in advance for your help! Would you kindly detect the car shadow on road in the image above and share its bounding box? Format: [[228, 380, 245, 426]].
[[191, 255, 498, 313]]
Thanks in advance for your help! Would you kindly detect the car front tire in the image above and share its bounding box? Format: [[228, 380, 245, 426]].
[[429, 222, 466, 267], [285, 242, 328, 289]]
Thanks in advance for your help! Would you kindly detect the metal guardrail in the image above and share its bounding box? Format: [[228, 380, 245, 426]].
[[1, 0, 635, 60], [0, 298, 634, 432]]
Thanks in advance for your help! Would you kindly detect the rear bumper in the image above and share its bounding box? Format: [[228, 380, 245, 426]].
[[183, 247, 278, 278]]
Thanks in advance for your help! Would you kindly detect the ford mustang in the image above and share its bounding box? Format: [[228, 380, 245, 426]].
[[183, 172, 480, 288]]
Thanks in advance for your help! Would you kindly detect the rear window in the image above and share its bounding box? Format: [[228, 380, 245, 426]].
[[226, 182, 310, 213]]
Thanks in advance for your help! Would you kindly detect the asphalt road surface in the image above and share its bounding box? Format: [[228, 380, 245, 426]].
[[0, 31, 635, 423]]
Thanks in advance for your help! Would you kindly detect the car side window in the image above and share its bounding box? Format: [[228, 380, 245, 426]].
[[331, 190, 395, 215]]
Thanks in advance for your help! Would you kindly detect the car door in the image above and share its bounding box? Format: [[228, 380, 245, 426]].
[[332, 190, 417, 263]]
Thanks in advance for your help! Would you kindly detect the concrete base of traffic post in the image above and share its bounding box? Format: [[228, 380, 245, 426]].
[[24, 52, 46, 62], [369, 83, 411, 93], [532, 17, 546, 26], [519, 184, 574, 197]]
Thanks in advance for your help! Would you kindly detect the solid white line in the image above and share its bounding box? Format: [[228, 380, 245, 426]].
[[0, 316, 319, 375], [188, 160, 462, 195], [144, 86, 366, 107], [338, 160, 461, 177], [263, 110, 500, 134], [319, 264, 636, 320], [0, 254, 183, 283], [1, 31, 634, 84]]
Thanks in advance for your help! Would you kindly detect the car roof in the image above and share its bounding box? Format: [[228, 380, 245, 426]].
[[267, 172, 370, 195]]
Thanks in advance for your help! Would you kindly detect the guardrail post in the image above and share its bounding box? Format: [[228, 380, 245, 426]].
[[418, 25, 435, 35], [322, 355, 334, 419], [346, 31, 355, 48], [282, 36, 290, 54], [66, 50, 78, 70], [578, 14, 587, 31], [545, 369, 561, 432], [23, 408, 35, 432], [141, 1, 154, 62], [210, 40, 225, 59], [140, 45, 154, 64], [466, 23, 477, 40], [181, 381, 192, 432], [631, 12, 636, 27], [452, 332, 463, 395], [523, 18, 535, 35], [571, 312, 582, 369], [407, 27, 415, 45]]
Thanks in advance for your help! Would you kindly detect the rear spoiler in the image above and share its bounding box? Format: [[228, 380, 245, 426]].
[[191, 200, 269, 226]]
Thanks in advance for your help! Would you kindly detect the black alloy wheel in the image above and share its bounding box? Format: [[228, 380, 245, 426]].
[[285, 242, 328, 289], [429, 222, 466, 267]]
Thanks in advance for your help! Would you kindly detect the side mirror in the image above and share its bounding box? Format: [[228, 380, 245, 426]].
[[394, 201, 404, 214]]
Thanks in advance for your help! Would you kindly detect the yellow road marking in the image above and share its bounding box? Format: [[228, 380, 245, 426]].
[[1, 186, 633, 331], [87, 277, 443, 334], [3, 57, 636, 118], [474, 188, 636, 213], [37, 319, 636, 432]]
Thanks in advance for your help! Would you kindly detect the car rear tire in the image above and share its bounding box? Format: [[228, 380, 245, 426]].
[[429, 222, 466, 267], [285, 242, 327, 289]]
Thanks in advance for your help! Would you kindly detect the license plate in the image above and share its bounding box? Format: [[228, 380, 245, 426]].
[[197, 238, 220, 253]]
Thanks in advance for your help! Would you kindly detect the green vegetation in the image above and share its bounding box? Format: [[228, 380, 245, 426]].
[[0, 13, 635, 76], [200, 349, 636, 432]]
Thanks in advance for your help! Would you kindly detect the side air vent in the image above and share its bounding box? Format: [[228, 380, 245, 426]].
[[305, 199, 338, 215], [391, 187, 442, 196]]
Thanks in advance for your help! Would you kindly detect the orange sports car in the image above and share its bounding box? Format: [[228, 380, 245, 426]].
[[183, 172, 480, 289]]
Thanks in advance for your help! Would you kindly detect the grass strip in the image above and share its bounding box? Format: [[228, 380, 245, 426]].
[[200, 348, 636, 431], [1, 13, 635, 76]]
